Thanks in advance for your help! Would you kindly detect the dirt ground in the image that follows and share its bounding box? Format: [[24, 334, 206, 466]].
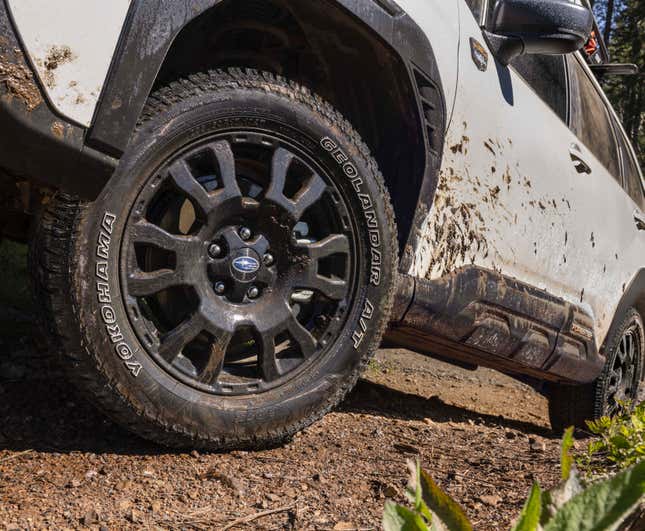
[[0, 298, 573, 531]]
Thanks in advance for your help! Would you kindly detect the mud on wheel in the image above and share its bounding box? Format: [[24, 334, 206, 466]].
[[32, 70, 397, 449]]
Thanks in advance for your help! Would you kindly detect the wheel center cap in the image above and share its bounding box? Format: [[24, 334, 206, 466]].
[[230, 248, 261, 282]]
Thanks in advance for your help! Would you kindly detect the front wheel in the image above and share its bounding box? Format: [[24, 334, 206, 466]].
[[31, 70, 398, 449]]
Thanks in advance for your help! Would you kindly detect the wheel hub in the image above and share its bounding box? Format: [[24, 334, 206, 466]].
[[207, 225, 276, 304]]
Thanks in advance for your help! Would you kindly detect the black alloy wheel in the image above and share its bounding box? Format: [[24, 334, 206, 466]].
[[122, 133, 358, 396]]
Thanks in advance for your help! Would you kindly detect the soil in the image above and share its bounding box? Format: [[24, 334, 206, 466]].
[[0, 299, 572, 531]]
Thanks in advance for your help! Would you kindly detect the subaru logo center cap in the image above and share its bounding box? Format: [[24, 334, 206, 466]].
[[232, 256, 260, 274]]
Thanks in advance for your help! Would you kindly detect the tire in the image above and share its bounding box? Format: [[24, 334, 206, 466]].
[[31, 69, 398, 449], [548, 308, 644, 432]]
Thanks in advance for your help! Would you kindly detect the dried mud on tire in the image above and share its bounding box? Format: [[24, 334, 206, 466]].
[[0, 315, 565, 530]]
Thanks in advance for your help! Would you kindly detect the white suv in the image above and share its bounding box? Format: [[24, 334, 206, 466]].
[[0, 0, 643, 448]]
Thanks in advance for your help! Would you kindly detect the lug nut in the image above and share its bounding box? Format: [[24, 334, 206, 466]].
[[239, 227, 252, 241], [208, 243, 222, 258], [247, 286, 260, 299], [263, 253, 274, 266], [214, 281, 226, 295]]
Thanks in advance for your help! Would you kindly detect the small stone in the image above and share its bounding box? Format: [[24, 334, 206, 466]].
[[128, 508, 142, 523], [266, 493, 280, 502], [85, 470, 98, 480], [80, 509, 100, 525], [529, 438, 546, 453], [150, 501, 162, 513], [190, 450, 200, 459], [142, 468, 155, 478], [383, 485, 399, 498], [479, 494, 502, 507], [117, 499, 132, 512], [505, 431, 517, 439], [67, 479, 82, 488]]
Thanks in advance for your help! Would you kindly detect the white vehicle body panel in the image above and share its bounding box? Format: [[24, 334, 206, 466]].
[[411, 2, 643, 347], [7, 0, 130, 127]]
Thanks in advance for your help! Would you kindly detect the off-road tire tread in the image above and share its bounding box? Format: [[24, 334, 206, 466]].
[[31, 69, 398, 449]]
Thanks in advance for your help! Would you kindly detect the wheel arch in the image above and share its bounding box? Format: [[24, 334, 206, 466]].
[[601, 269, 645, 358], [87, 0, 447, 268]]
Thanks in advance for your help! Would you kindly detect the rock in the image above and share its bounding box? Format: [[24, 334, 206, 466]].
[[479, 494, 502, 507], [150, 501, 162, 513], [142, 469, 155, 478], [117, 499, 132, 512], [383, 485, 399, 498], [190, 450, 200, 459], [80, 509, 100, 525], [67, 479, 82, 488], [393, 443, 420, 455], [266, 493, 281, 502], [529, 438, 546, 453], [128, 508, 142, 523]]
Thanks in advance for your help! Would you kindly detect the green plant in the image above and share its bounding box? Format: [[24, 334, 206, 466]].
[[383, 428, 645, 531], [582, 401, 645, 473]]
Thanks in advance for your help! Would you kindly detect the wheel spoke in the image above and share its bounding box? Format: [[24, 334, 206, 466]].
[[302, 234, 350, 260], [258, 332, 280, 382], [128, 269, 182, 297], [169, 160, 214, 216], [197, 332, 232, 386], [266, 148, 327, 220], [286, 314, 318, 359], [130, 220, 197, 254], [293, 235, 350, 300], [158, 312, 206, 363], [291, 174, 327, 219], [209, 141, 242, 199]]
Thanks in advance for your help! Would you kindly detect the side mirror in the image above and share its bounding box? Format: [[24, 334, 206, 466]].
[[484, 0, 593, 66]]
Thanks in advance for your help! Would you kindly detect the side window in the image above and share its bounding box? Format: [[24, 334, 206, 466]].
[[568, 56, 620, 180], [614, 126, 645, 210], [464, 0, 484, 21], [512, 55, 568, 123]]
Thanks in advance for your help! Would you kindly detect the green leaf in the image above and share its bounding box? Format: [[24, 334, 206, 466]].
[[383, 501, 430, 531], [418, 469, 473, 531], [511, 483, 542, 531], [561, 427, 575, 481], [543, 460, 645, 531]]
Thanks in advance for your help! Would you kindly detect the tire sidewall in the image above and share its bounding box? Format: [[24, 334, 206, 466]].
[[73, 81, 396, 442]]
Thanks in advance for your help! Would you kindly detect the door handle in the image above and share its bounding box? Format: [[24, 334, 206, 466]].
[[635, 209, 645, 231], [569, 149, 592, 174]]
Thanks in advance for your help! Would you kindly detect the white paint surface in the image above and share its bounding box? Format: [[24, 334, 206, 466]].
[[411, 2, 644, 346], [7, 0, 131, 127]]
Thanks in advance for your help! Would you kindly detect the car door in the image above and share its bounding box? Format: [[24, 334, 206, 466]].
[[410, 0, 631, 346], [566, 53, 645, 341]]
